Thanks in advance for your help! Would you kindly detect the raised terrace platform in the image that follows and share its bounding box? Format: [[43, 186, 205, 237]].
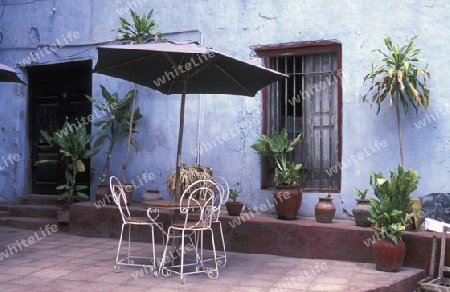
[[69, 201, 447, 275]]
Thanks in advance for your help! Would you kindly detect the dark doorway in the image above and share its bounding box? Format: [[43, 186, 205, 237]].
[[28, 60, 92, 194]]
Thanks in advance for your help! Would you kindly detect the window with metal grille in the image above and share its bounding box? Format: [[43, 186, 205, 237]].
[[253, 40, 342, 192]]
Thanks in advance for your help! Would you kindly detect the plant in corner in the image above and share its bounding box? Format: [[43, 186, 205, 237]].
[[363, 35, 430, 167], [368, 165, 418, 272], [251, 127, 302, 220], [35, 122, 99, 223], [352, 188, 371, 227], [85, 86, 142, 203], [225, 189, 244, 216]]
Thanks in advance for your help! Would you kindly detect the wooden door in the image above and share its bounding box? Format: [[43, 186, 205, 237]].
[[28, 61, 92, 194]]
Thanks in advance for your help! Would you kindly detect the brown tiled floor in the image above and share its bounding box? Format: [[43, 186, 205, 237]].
[[0, 225, 424, 291]]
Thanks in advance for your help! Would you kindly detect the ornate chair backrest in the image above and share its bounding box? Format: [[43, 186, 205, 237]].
[[180, 180, 218, 229], [211, 176, 229, 220], [110, 176, 131, 223]]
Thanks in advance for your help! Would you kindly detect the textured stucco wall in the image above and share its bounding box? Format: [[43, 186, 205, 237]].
[[0, 0, 449, 219]]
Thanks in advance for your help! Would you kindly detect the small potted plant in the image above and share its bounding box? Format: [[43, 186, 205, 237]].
[[368, 165, 418, 272], [352, 188, 370, 227], [251, 127, 302, 220], [225, 189, 244, 216]]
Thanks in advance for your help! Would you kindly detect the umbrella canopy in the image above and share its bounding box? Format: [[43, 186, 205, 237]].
[[93, 41, 285, 96], [93, 41, 287, 199], [0, 63, 26, 84]]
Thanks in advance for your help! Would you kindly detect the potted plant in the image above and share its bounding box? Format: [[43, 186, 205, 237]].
[[368, 165, 419, 272], [86, 85, 142, 204], [352, 188, 370, 227], [35, 122, 99, 223], [314, 194, 336, 223], [251, 127, 302, 220], [225, 189, 244, 216]]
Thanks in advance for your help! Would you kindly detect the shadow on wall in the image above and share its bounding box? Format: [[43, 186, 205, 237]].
[[421, 193, 450, 223]]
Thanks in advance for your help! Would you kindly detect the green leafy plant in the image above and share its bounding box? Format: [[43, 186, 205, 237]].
[[118, 9, 165, 44], [86, 85, 142, 184], [353, 188, 368, 200], [35, 122, 99, 206], [251, 127, 302, 186], [363, 35, 430, 166], [368, 165, 419, 244], [116, 9, 164, 182], [229, 189, 242, 203]]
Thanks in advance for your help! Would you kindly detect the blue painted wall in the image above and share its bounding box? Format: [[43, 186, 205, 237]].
[[0, 0, 448, 218]]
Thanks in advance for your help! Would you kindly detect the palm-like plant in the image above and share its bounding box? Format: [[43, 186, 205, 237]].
[[363, 36, 430, 166], [116, 9, 164, 183], [86, 85, 142, 184], [35, 122, 99, 206]]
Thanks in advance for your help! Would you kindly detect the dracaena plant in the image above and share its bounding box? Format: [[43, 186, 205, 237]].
[[368, 165, 419, 244], [363, 35, 430, 166], [251, 127, 302, 186]]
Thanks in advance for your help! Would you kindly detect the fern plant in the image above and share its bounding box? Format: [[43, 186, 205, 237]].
[[35, 122, 99, 206], [86, 85, 142, 184], [368, 165, 419, 244]]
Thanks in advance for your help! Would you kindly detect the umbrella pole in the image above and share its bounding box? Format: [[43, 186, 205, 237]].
[[174, 79, 188, 201]]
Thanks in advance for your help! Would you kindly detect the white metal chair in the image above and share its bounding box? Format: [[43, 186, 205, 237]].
[[158, 180, 219, 284], [110, 176, 163, 273], [210, 176, 229, 266]]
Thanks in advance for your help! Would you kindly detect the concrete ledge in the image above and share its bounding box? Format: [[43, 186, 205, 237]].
[[69, 201, 445, 272]]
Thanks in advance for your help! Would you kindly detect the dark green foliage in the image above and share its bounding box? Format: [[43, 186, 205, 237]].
[[118, 9, 165, 44], [35, 122, 99, 206]]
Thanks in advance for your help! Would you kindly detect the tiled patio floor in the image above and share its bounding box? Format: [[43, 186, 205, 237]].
[[0, 225, 424, 291]]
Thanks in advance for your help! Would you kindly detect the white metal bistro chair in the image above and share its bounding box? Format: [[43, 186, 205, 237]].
[[158, 180, 219, 284], [110, 176, 163, 273], [210, 176, 229, 266]]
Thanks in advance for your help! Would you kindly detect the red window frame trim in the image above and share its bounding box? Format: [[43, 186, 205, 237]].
[[252, 40, 343, 193]]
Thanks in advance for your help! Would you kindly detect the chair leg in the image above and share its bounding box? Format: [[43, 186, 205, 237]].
[[207, 230, 219, 279], [180, 230, 186, 284], [217, 222, 227, 266], [114, 223, 126, 273]]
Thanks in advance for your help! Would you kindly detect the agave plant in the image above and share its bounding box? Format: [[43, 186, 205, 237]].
[[363, 35, 430, 166], [35, 122, 99, 206]]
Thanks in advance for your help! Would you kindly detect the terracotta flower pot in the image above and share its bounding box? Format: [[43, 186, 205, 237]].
[[314, 196, 336, 223], [371, 238, 405, 272], [225, 202, 245, 216], [352, 199, 371, 227], [273, 186, 302, 220], [95, 184, 133, 206]]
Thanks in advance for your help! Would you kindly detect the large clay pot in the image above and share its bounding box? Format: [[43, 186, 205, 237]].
[[225, 202, 245, 216], [352, 199, 371, 227], [371, 238, 406, 272], [314, 196, 336, 223], [273, 186, 302, 220]]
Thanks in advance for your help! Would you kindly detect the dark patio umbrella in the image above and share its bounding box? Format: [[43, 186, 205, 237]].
[[93, 41, 287, 199], [0, 63, 26, 84]]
